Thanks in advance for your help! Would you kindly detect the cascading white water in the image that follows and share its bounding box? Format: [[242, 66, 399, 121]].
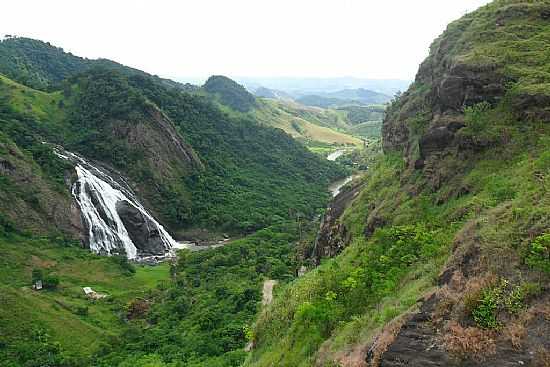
[[55, 148, 177, 260]]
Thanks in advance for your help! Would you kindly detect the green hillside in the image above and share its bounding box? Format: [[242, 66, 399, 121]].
[[0, 37, 190, 92], [245, 1, 550, 366], [1, 1, 548, 367], [252, 99, 363, 147], [0, 229, 172, 366], [203, 75, 258, 112], [0, 37, 351, 367], [0, 40, 346, 234], [295, 88, 390, 109], [201, 76, 366, 147]]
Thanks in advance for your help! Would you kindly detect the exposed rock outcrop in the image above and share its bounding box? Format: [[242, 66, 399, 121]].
[[0, 139, 80, 237], [312, 179, 364, 263], [377, 226, 550, 367], [383, 1, 550, 168], [116, 200, 166, 256]]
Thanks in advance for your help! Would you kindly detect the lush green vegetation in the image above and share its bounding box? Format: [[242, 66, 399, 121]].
[[125, 73, 346, 232], [247, 112, 550, 365], [3, 2, 549, 366], [95, 222, 306, 367], [0, 42, 346, 233], [203, 75, 257, 112], [245, 2, 550, 363], [0, 37, 188, 92], [337, 105, 385, 125], [0, 37, 89, 90], [0, 213, 313, 367], [0, 36, 349, 367], [251, 99, 362, 147], [0, 224, 172, 367]]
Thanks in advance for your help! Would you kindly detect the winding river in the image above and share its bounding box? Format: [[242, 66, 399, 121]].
[[327, 149, 355, 197]]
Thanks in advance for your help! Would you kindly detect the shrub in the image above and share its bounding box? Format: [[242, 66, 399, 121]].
[[464, 101, 492, 133], [472, 287, 500, 329], [525, 233, 550, 274], [112, 255, 136, 275], [470, 279, 529, 329], [43, 274, 60, 290], [76, 306, 89, 316]]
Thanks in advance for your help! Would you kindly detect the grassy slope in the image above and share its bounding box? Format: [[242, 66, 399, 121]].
[[0, 73, 65, 126], [252, 99, 363, 146], [245, 107, 550, 367], [443, 0, 550, 97], [0, 233, 171, 362], [244, 1, 550, 365]]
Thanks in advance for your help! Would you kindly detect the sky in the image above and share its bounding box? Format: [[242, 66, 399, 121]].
[[1, 0, 491, 81]]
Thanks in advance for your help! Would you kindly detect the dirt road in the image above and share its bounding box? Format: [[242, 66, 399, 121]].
[[262, 279, 277, 306]]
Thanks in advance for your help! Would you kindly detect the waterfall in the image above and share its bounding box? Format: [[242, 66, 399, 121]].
[[55, 148, 177, 260]]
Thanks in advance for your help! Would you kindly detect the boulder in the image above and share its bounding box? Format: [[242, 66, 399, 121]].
[[115, 200, 166, 255]]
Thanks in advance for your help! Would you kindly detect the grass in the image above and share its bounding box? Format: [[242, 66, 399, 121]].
[[0, 73, 65, 124], [245, 99, 550, 366], [433, 0, 550, 97], [0, 233, 171, 361], [252, 99, 363, 146], [347, 120, 382, 138]]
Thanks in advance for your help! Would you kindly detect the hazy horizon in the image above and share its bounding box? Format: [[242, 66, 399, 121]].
[[2, 0, 491, 81]]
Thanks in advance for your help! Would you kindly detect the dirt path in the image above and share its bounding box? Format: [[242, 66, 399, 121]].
[[245, 279, 278, 352], [262, 279, 277, 306]]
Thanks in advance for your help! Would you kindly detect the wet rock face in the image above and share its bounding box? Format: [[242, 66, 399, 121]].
[[115, 200, 166, 256], [83, 182, 117, 229]]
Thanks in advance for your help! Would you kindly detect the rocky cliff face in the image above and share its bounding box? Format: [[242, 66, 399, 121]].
[[0, 137, 82, 237], [383, 1, 550, 171], [371, 1, 550, 365], [313, 180, 364, 263], [110, 106, 202, 174], [303, 1, 550, 365]]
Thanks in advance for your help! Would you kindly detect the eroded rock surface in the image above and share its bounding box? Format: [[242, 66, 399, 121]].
[[116, 200, 166, 256]]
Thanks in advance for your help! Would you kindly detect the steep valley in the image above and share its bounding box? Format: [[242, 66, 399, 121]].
[[1, 1, 549, 367]]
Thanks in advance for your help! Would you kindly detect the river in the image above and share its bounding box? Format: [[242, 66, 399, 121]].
[[327, 149, 346, 161], [327, 149, 357, 197], [172, 239, 229, 252]]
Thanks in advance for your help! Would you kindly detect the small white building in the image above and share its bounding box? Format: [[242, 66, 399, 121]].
[[82, 287, 107, 299]]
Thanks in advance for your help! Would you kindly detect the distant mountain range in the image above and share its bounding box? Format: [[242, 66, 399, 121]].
[[237, 76, 410, 97], [174, 76, 410, 98], [294, 88, 391, 108], [247, 85, 392, 108]]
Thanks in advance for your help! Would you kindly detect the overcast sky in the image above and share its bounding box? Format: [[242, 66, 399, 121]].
[[2, 0, 491, 81]]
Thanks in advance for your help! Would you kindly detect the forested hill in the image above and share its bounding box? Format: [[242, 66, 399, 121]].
[[0, 36, 192, 91], [0, 37, 346, 236], [203, 75, 258, 112]]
